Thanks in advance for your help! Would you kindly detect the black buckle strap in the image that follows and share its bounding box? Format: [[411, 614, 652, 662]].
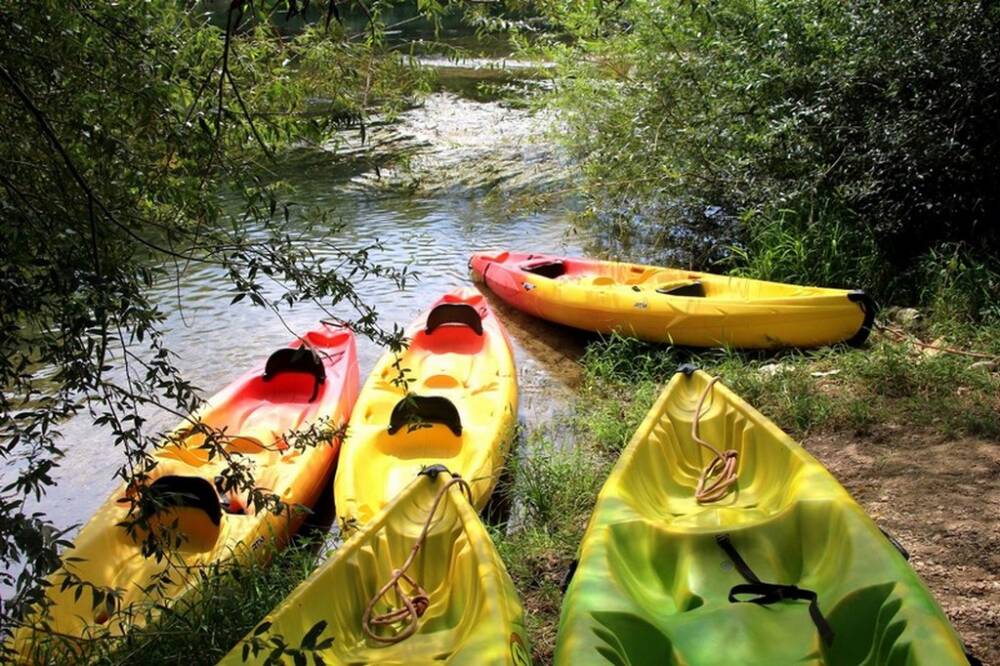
[[716, 534, 835, 646]]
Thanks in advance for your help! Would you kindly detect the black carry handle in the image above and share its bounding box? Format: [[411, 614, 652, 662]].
[[425, 303, 483, 336], [716, 534, 834, 646], [263, 346, 326, 402], [388, 394, 463, 437], [845, 291, 877, 347]]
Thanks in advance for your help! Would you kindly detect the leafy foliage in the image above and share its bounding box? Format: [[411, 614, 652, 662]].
[[0, 0, 426, 646], [526, 0, 1000, 299]]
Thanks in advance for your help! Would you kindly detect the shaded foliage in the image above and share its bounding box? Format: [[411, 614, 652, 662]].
[[524, 0, 1000, 301], [0, 0, 427, 646]]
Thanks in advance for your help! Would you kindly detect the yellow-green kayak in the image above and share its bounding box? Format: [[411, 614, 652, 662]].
[[222, 467, 531, 665], [556, 367, 968, 665]]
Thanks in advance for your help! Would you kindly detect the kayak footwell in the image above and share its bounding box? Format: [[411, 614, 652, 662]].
[[555, 369, 967, 665]]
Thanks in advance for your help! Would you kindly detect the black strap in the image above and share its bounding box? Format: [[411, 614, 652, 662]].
[[262, 346, 326, 402], [716, 534, 835, 646], [425, 303, 483, 336], [388, 394, 463, 437], [879, 526, 910, 560], [418, 464, 453, 480], [560, 558, 578, 594]]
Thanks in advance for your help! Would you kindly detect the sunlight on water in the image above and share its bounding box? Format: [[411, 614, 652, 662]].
[[37, 92, 590, 533]]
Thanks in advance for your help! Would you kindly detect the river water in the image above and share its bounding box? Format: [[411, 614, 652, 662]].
[[36, 73, 591, 534]]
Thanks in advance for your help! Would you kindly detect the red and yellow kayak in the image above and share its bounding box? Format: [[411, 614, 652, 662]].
[[470, 251, 875, 349], [334, 288, 518, 530], [13, 325, 359, 658]]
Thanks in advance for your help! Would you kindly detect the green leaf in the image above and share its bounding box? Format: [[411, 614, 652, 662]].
[[300, 620, 327, 650]]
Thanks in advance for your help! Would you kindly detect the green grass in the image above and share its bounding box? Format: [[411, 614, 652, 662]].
[[29, 536, 331, 665]]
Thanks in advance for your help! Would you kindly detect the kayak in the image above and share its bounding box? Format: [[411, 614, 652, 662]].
[[221, 467, 532, 665], [555, 367, 968, 665], [469, 251, 875, 349], [334, 287, 517, 530], [13, 325, 359, 658]]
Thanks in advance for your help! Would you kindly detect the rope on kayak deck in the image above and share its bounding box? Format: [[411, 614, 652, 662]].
[[362, 475, 472, 645], [691, 376, 740, 503]]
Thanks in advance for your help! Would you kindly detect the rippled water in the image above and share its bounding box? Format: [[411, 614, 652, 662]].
[[38, 90, 591, 533]]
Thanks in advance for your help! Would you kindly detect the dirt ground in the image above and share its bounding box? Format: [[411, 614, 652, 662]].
[[806, 427, 1000, 665]]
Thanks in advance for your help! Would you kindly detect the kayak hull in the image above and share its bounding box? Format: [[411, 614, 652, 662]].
[[470, 251, 873, 349], [334, 287, 517, 529], [14, 325, 359, 657], [222, 470, 531, 665], [555, 369, 967, 665]]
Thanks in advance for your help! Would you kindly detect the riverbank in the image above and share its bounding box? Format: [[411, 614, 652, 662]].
[[11, 9, 998, 661], [492, 317, 999, 664], [75, 312, 998, 665]]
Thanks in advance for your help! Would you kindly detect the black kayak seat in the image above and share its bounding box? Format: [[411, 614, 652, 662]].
[[263, 346, 326, 402], [388, 394, 463, 437], [145, 475, 222, 526], [425, 303, 483, 336], [656, 281, 705, 297]]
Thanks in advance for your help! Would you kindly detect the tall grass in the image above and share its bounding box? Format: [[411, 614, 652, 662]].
[[727, 206, 883, 292], [42, 536, 331, 665]]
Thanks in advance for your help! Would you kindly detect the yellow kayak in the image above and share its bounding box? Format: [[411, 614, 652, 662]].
[[470, 251, 875, 349], [334, 288, 517, 530], [12, 326, 359, 659], [556, 367, 968, 664], [221, 466, 531, 665]]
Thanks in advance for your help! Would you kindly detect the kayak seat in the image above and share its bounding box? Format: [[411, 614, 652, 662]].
[[821, 582, 909, 664], [388, 394, 463, 437], [657, 281, 705, 297], [145, 475, 222, 526], [590, 610, 681, 666], [127, 475, 223, 553], [262, 347, 326, 402], [412, 325, 485, 356], [521, 260, 566, 279], [426, 303, 483, 336]]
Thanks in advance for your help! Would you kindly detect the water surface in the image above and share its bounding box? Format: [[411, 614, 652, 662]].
[[37, 90, 590, 533]]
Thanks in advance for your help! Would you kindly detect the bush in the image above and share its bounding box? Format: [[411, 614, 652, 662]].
[[536, 0, 1000, 299]]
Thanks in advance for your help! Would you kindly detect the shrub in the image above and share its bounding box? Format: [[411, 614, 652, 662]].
[[536, 0, 1000, 298]]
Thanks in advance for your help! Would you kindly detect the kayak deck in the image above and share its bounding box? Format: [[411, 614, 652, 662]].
[[223, 470, 529, 665], [470, 251, 874, 349], [555, 369, 967, 665], [14, 326, 359, 657], [334, 288, 517, 529]]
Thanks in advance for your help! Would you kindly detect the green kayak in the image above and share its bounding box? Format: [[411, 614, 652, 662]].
[[555, 367, 969, 665]]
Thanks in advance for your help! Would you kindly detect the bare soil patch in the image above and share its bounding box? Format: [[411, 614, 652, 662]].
[[806, 427, 1000, 664]]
